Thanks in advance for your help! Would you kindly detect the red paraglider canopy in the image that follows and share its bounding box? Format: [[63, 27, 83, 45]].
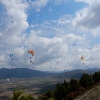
[[28, 50, 34, 56]]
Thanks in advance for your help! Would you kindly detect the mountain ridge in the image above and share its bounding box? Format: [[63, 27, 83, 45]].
[[0, 68, 52, 78], [54, 68, 100, 79], [0, 68, 99, 79]]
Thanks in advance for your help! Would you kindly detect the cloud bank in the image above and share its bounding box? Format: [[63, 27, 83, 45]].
[[0, 0, 100, 71]]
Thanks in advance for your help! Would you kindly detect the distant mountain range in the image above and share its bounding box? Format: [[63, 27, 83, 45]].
[[86, 68, 100, 72], [0, 68, 99, 79], [0, 68, 52, 78], [54, 68, 100, 79], [54, 70, 88, 79]]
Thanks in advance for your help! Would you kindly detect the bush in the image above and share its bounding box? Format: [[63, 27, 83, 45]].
[[92, 72, 100, 83], [80, 73, 94, 88], [11, 89, 35, 100], [69, 78, 80, 91]]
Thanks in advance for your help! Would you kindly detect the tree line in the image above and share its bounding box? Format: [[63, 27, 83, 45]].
[[11, 71, 100, 100]]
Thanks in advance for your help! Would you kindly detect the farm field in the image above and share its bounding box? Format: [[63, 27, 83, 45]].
[[0, 77, 70, 99]]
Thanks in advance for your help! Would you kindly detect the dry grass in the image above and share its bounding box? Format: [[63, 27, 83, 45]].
[[74, 82, 100, 100]]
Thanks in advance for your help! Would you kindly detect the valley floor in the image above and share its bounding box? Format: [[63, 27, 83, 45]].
[[0, 77, 70, 99]]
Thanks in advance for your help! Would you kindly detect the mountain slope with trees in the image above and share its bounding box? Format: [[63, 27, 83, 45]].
[[4, 70, 100, 100], [36, 71, 100, 100]]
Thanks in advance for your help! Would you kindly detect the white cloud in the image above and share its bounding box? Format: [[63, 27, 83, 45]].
[[1, 29, 88, 71], [23, 30, 86, 71], [54, 0, 69, 5], [0, 0, 30, 68], [0, 0, 29, 46], [57, 15, 72, 26], [0, 0, 100, 71], [75, 0, 94, 4], [0, 0, 29, 35], [30, 0, 69, 12], [31, 0, 49, 12], [73, 0, 100, 36]]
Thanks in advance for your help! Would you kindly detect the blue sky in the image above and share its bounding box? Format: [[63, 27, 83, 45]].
[[27, 0, 86, 25], [0, 0, 100, 71]]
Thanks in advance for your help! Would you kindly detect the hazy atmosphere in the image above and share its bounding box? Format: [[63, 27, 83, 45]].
[[0, 0, 100, 71]]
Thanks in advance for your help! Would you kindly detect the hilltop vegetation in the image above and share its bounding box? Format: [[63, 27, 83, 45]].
[[10, 71, 100, 100]]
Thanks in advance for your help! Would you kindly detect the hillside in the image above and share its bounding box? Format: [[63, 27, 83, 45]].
[[53, 69, 99, 79], [0, 68, 99, 79], [74, 82, 100, 100], [0, 68, 52, 78]]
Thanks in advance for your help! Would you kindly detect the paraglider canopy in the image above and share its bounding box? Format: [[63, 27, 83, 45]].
[[81, 56, 85, 60], [96, 46, 100, 51], [10, 54, 13, 60], [10, 54, 13, 57], [73, 43, 76, 46], [7, 78, 9, 81], [28, 50, 34, 56]]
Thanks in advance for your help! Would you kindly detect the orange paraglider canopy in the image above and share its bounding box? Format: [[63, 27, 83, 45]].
[[28, 50, 34, 56]]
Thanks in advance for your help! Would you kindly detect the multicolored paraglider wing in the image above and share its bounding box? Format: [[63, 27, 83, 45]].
[[28, 50, 34, 56], [81, 57, 85, 65], [81, 57, 85, 60]]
